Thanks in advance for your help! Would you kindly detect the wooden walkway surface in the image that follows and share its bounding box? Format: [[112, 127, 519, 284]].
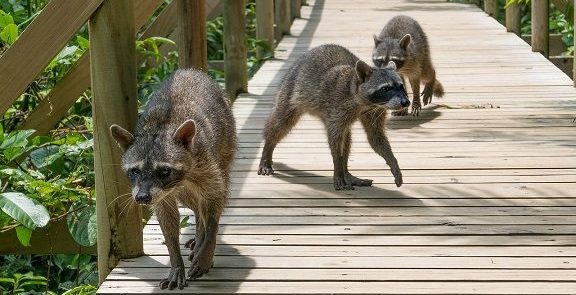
[[98, 0, 576, 293]]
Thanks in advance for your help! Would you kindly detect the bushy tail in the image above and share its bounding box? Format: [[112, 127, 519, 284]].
[[433, 80, 444, 97]]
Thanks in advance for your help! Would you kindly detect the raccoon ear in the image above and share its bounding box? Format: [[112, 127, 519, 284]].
[[385, 61, 397, 70], [399, 34, 411, 50], [373, 34, 382, 47], [173, 119, 196, 147], [355, 60, 373, 84], [110, 124, 134, 152]]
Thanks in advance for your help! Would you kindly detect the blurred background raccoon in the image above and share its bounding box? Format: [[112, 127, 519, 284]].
[[110, 69, 236, 290], [373, 15, 444, 116], [258, 44, 408, 190]]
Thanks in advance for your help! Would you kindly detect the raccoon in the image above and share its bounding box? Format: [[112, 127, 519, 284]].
[[258, 44, 408, 190], [110, 69, 237, 290], [373, 15, 444, 116]]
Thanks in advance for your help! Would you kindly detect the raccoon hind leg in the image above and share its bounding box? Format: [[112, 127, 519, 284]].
[[259, 97, 303, 175]]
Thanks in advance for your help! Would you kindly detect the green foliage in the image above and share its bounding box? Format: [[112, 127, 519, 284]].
[[66, 202, 97, 247], [0, 192, 50, 230], [0, 271, 49, 294]]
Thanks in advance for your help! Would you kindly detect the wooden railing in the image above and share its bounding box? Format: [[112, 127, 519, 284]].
[[483, 0, 575, 86], [0, 0, 304, 283]]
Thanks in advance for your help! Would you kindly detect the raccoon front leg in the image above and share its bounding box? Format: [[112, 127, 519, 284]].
[[360, 111, 403, 187], [187, 199, 223, 280], [258, 101, 302, 175], [341, 128, 373, 187], [185, 215, 204, 263], [325, 121, 355, 190], [409, 77, 421, 116], [155, 199, 188, 290]]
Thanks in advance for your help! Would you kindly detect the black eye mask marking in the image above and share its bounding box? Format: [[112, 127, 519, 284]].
[[368, 84, 406, 103]]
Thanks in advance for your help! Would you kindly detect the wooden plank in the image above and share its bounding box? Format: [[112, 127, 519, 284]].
[[98, 281, 576, 294], [90, 0, 142, 283], [0, 0, 103, 115], [107, 268, 576, 281]]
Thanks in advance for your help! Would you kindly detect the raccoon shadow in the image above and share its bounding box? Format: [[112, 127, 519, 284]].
[[270, 162, 423, 206], [386, 105, 442, 130]]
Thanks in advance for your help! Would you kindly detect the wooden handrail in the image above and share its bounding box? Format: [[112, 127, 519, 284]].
[[20, 0, 164, 135], [21, 0, 223, 135], [0, 0, 103, 115]]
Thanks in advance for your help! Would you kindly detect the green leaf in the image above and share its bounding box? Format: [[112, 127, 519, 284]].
[[29, 145, 62, 168], [67, 203, 97, 247], [0, 192, 50, 229], [0, 23, 18, 45], [76, 35, 89, 50], [15, 225, 32, 246], [0, 10, 14, 29], [0, 129, 34, 149]]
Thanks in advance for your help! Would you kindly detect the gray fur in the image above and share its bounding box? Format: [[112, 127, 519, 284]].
[[110, 69, 237, 290], [258, 44, 406, 190], [373, 15, 444, 116]]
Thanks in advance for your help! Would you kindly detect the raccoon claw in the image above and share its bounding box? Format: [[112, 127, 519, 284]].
[[184, 238, 196, 250], [258, 162, 274, 176], [392, 108, 409, 116], [159, 264, 187, 290], [347, 173, 373, 187]]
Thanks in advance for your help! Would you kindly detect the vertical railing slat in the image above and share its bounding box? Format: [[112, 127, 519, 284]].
[[90, 0, 143, 283], [531, 0, 549, 57], [256, 0, 275, 58], [224, 0, 248, 99], [177, 0, 208, 70]]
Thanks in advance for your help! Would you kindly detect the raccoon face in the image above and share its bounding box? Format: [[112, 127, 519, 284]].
[[110, 120, 196, 205], [372, 34, 411, 70], [355, 60, 410, 110]]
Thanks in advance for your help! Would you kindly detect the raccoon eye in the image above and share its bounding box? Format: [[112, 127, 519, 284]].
[[128, 168, 141, 178], [157, 167, 172, 177]]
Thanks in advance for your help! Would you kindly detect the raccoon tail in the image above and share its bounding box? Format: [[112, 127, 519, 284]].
[[433, 80, 444, 98]]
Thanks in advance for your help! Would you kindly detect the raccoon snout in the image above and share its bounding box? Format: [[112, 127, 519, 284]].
[[135, 191, 152, 204], [400, 97, 410, 107]]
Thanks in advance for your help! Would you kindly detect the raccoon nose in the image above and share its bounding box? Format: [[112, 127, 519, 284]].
[[400, 97, 410, 107], [135, 192, 151, 204]]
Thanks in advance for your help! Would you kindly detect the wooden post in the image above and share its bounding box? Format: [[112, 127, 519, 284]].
[[275, 0, 291, 38], [89, 0, 143, 283], [177, 0, 207, 70], [531, 0, 549, 57], [484, 0, 498, 17], [291, 0, 301, 19], [223, 0, 248, 99], [574, 0, 576, 86], [256, 0, 275, 58], [505, 3, 521, 36]]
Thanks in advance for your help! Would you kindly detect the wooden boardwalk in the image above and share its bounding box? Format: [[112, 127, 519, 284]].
[[98, 0, 576, 293]]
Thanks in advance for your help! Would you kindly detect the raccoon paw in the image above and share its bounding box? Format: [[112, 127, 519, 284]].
[[421, 85, 434, 105], [258, 163, 275, 176], [410, 102, 421, 116], [346, 173, 373, 187], [334, 175, 354, 190], [159, 264, 187, 290], [188, 253, 214, 280], [392, 109, 409, 116], [391, 166, 403, 187]]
